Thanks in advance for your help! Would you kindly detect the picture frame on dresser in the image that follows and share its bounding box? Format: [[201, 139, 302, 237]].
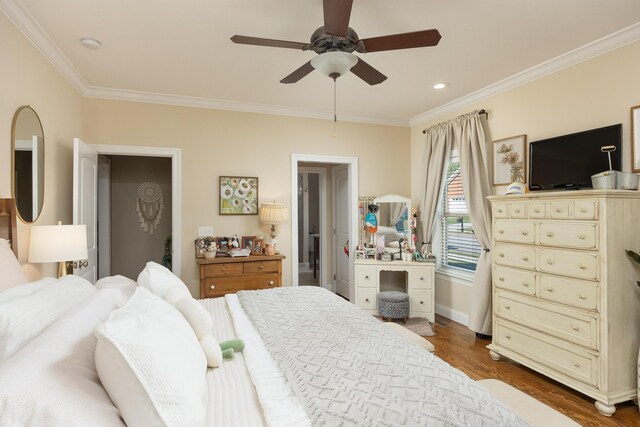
[[492, 135, 526, 185], [241, 236, 256, 252], [631, 105, 640, 173]]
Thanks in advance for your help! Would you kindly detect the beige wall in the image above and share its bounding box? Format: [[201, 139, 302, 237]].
[[109, 156, 172, 280], [411, 40, 640, 321], [0, 13, 84, 279], [83, 100, 410, 296]]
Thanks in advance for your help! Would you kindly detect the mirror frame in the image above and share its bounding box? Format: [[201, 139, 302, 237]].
[[373, 194, 412, 250], [11, 105, 45, 223]]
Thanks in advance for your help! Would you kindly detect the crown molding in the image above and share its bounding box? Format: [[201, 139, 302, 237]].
[[0, 0, 88, 94], [409, 22, 640, 127], [83, 86, 409, 127]]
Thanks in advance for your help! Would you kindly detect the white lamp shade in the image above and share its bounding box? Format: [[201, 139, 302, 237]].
[[28, 224, 88, 263], [259, 203, 288, 225], [311, 51, 358, 78]]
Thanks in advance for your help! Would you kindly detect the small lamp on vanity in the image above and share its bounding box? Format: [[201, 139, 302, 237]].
[[28, 222, 88, 278], [259, 202, 288, 253]]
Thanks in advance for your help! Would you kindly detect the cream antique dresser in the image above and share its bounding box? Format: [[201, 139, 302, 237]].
[[487, 190, 640, 416], [354, 259, 435, 322]]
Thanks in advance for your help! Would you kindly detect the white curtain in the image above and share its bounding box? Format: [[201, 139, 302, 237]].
[[419, 123, 453, 254], [419, 111, 492, 334], [457, 112, 493, 335], [389, 203, 405, 227]]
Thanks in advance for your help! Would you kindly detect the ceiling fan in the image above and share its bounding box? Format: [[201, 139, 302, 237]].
[[230, 0, 441, 85]]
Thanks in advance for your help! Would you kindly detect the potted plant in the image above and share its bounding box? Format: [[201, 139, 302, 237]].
[[624, 249, 640, 413]]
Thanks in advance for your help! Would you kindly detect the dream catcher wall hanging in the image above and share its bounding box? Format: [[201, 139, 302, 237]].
[[136, 181, 164, 234]]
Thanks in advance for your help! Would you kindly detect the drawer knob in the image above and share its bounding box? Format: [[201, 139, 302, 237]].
[[365, 275, 370, 279], [555, 208, 562, 213], [579, 294, 587, 300], [534, 209, 541, 213], [578, 234, 586, 240], [210, 285, 216, 290], [572, 361, 580, 368], [259, 265, 264, 269], [498, 209, 504, 213], [514, 208, 521, 213], [521, 256, 529, 262], [546, 259, 554, 265], [420, 301, 424, 304], [420, 277, 425, 281], [221, 268, 227, 271], [522, 282, 529, 287], [505, 334, 511, 340], [572, 325, 580, 331], [365, 298, 370, 302], [521, 230, 528, 236], [504, 304, 511, 310], [546, 231, 554, 237], [498, 276, 505, 282], [498, 253, 505, 258], [578, 264, 587, 270], [546, 287, 554, 293], [498, 229, 505, 234], [580, 208, 587, 213], [269, 280, 274, 286]]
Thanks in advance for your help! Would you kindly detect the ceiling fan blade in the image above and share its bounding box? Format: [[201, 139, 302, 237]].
[[231, 35, 310, 50], [280, 61, 315, 84], [351, 57, 387, 86], [361, 29, 441, 53], [323, 0, 353, 36]]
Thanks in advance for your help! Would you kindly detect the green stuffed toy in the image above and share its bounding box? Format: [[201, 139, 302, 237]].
[[220, 339, 245, 360]]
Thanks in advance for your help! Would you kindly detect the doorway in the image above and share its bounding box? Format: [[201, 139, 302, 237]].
[[297, 166, 326, 287], [291, 154, 358, 301]]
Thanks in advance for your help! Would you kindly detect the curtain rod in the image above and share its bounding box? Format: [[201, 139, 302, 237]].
[[422, 109, 488, 134]]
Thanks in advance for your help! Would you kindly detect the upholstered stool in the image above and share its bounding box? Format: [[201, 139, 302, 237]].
[[377, 291, 410, 322]]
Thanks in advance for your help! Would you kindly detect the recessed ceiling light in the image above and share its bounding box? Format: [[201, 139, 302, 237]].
[[433, 82, 447, 90], [80, 37, 102, 50]]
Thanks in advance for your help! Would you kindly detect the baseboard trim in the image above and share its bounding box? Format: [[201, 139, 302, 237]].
[[435, 303, 469, 326]]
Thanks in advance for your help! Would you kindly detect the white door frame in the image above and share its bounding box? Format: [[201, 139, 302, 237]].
[[91, 144, 182, 277], [298, 166, 327, 285], [291, 154, 358, 302]]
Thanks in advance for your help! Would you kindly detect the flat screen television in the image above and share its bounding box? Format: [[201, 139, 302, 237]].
[[528, 124, 622, 191]]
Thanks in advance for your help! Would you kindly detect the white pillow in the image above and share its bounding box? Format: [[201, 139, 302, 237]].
[[0, 276, 56, 303], [137, 261, 191, 300], [96, 275, 137, 292], [95, 288, 207, 427], [0, 238, 28, 291], [175, 298, 222, 368], [0, 275, 96, 361], [0, 287, 130, 427]]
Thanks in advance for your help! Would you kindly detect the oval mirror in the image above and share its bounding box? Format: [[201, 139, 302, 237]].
[[11, 106, 45, 223]]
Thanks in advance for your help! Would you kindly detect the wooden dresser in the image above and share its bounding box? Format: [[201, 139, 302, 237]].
[[487, 190, 640, 416], [197, 255, 285, 299], [354, 259, 436, 322]]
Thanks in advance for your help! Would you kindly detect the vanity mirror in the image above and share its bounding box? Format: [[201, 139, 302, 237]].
[[11, 106, 45, 223], [373, 194, 411, 255]]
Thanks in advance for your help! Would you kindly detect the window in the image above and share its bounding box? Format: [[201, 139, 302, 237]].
[[438, 149, 482, 272]]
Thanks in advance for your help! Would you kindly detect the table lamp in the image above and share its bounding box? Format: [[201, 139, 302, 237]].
[[259, 202, 288, 250], [28, 222, 88, 278]]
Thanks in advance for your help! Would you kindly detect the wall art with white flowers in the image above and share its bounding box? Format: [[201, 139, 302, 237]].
[[219, 176, 258, 215], [492, 135, 527, 186]]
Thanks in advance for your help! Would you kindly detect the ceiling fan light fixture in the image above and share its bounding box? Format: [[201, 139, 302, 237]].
[[311, 51, 358, 79]]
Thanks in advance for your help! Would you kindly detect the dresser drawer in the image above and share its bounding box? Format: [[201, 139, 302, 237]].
[[494, 244, 536, 270], [495, 320, 597, 386], [540, 275, 598, 311], [493, 203, 508, 218], [494, 220, 536, 244], [508, 202, 527, 218], [356, 266, 378, 288], [409, 290, 433, 314], [356, 287, 377, 310], [539, 222, 598, 250], [495, 293, 598, 349], [573, 200, 598, 220], [528, 202, 546, 219], [494, 266, 536, 296], [204, 262, 243, 277], [203, 274, 279, 297], [244, 260, 279, 274], [549, 201, 570, 219], [408, 268, 433, 290], [539, 248, 598, 281]]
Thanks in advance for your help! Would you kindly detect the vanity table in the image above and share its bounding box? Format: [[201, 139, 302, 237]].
[[354, 194, 435, 322]]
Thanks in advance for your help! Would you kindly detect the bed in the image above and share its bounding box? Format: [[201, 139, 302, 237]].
[[0, 198, 576, 427]]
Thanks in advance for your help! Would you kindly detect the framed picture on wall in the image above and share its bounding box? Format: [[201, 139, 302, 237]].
[[492, 135, 527, 186], [219, 176, 258, 215], [632, 106, 640, 173]]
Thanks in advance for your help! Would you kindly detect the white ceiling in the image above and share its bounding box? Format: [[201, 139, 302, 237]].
[[5, 0, 640, 126]]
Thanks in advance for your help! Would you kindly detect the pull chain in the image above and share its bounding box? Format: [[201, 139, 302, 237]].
[[333, 77, 337, 138]]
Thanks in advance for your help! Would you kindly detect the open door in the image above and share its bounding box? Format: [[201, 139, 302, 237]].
[[73, 138, 98, 283], [333, 165, 350, 299]]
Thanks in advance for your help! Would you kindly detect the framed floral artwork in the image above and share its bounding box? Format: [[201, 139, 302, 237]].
[[219, 176, 258, 215], [492, 135, 527, 186]]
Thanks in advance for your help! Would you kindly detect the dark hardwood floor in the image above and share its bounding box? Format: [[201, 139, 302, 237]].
[[429, 315, 639, 427]]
